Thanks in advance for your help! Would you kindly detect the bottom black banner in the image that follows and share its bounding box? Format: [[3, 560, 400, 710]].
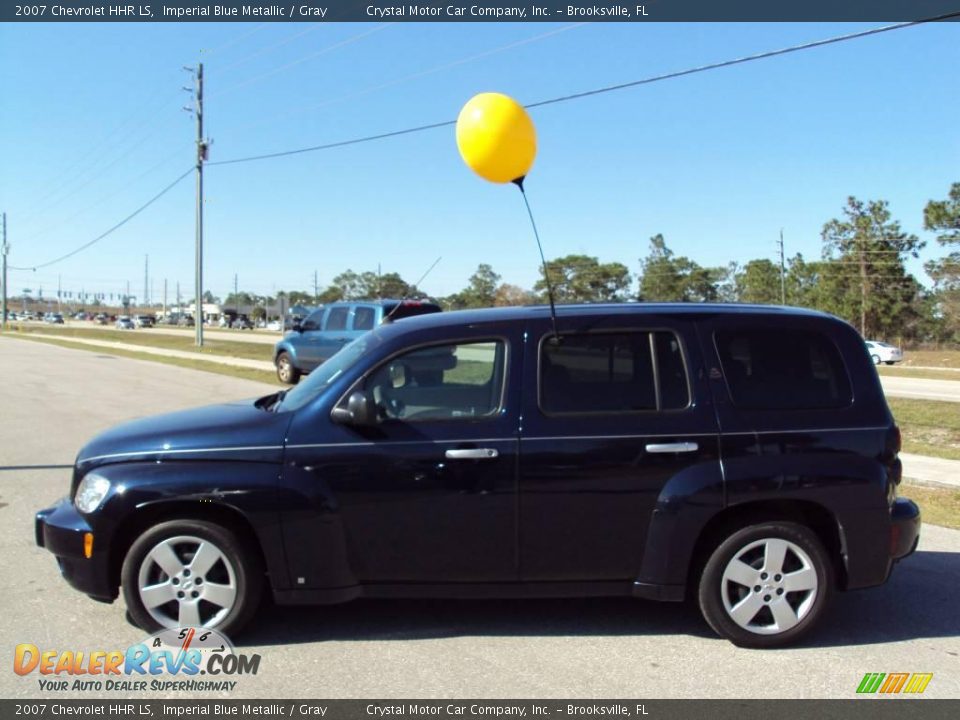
[[2, 700, 958, 720]]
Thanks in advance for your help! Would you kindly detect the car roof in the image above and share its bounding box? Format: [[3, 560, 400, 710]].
[[381, 302, 839, 333]]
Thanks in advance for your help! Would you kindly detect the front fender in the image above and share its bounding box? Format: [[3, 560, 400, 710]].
[[88, 461, 290, 591]]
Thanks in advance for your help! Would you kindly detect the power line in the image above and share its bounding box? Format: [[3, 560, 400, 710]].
[[209, 12, 960, 168], [9, 167, 194, 271]]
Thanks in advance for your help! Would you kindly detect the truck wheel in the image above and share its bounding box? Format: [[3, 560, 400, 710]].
[[276, 352, 301, 385], [698, 521, 832, 648], [121, 520, 263, 635]]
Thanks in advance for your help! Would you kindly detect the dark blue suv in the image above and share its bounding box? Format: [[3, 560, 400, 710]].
[[273, 299, 442, 384], [35, 303, 920, 647]]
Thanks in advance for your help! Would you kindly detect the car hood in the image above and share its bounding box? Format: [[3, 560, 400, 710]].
[[75, 398, 292, 471]]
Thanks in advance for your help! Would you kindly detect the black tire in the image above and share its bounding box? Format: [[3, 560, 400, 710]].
[[871, 354, 881, 365], [276, 351, 301, 385], [121, 519, 263, 636], [885, 361, 895, 365], [698, 521, 832, 648]]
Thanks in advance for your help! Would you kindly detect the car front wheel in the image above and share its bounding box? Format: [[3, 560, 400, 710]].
[[275, 352, 301, 385], [871, 354, 881, 365], [698, 521, 832, 648], [121, 520, 263, 635]]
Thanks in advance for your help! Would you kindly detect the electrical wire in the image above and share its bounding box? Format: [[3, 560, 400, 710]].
[[209, 12, 960, 168], [9, 167, 194, 272]]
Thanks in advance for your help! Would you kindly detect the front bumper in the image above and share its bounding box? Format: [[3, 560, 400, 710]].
[[35, 498, 116, 602], [890, 497, 921, 560]]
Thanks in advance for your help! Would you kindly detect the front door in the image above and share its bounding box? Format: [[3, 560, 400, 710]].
[[286, 329, 522, 583], [519, 316, 722, 581]]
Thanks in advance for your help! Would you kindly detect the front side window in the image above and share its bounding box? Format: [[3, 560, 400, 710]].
[[715, 328, 852, 410], [539, 331, 689, 414], [364, 341, 505, 421], [302, 309, 324, 331]]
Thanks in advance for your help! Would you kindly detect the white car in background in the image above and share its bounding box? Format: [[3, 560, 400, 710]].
[[865, 340, 903, 365]]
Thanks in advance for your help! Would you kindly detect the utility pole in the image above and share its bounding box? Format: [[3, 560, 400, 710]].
[[1, 212, 7, 331], [144, 254, 149, 307], [163, 278, 168, 317], [176, 281, 181, 312], [778, 229, 786, 305], [57, 274, 62, 313], [185, 62, 207, 345], [859, 233, 868, 337], [234, 273, 238, 316], [313, 270, 318, 304]]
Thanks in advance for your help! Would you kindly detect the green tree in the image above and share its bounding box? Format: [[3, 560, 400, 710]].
[[736, 259, 782, 304], [446, 264, 502, 309], [638, 234, 721, 302], [923, 182, 960, 341], [821, 197, 924, 338], [534, 254, 631, 303]]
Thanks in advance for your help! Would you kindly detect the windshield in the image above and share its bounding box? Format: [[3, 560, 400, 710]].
[[278, 333, 381, 412]]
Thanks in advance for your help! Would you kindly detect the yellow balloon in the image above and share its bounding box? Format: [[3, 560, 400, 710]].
[[456, 92, 537, 184]]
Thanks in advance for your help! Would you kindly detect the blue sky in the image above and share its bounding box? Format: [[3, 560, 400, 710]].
[[1, 21, 957, 303]]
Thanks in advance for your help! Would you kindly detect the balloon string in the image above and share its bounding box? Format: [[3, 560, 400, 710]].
[[514, 178, 559, 341]]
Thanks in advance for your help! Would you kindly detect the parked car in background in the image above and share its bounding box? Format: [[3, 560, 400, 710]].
[[74, 312, 89, 321], [115, 316, 135, 330], [274, 299, 443, 384], [44, 313, 65, 324], [267, 319, 283, 332], [177, 315, 195, 327], [20, 311, 36, 321], [231, 315, 255, 330], [36, 303, 920, 647], [133, 314, 155, 329], [864, 341, 903, 365]]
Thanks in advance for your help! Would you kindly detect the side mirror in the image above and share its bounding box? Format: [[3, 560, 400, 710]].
[[292, 320, 303, 333], [331, 391, 377, 427]]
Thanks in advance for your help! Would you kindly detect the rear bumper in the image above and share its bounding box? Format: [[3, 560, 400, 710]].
[[35, 498, 116, 602], [890, 497, 921, 560]]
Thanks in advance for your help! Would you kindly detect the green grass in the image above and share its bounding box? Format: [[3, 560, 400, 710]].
[[10, 333, 279, 386], [887, 397, 960, 462], [11, 324, 273, 362], [878, 366, 960, 381], [901, 482, 960, 530], [900, 350, 960, 369]]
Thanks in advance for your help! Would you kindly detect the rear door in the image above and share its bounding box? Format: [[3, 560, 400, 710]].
[[519, 316, 721, 581]]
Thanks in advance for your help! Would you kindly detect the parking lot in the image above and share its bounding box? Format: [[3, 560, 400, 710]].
[[1, 335, 958, 699]]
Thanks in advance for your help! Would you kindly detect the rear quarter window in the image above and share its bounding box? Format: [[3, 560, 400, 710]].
[[715, 328, 852, 410]]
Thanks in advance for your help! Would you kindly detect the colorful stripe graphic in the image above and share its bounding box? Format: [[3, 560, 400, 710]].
[[857, 672, 933, 694]]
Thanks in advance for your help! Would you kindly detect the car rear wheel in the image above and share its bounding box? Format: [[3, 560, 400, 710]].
[[121, 520, 262, 635], [698, 521, 832, 648], [276, 352, 301, 385], [885, 361, 895, 365]]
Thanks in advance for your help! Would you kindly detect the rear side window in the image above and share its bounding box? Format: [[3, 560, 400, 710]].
[[715, 329, 852, 410], [324, 307, 349, 331], [383, 301, 443, 322], [540, 331, 689, 414], [353, 306, 375, 331]]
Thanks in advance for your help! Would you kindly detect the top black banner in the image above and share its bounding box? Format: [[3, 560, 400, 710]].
[[4, 1, 960, 23]]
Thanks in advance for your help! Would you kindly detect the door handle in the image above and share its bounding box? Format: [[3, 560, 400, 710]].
[[445, 448, 499, 460], [645, 442, 698, 454]]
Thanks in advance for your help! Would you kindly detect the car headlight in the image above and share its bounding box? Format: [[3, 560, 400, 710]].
[[74, 474, 111, 514]]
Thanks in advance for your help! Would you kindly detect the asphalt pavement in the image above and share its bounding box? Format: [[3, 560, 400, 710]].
[[0, 336, 957, 699]]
